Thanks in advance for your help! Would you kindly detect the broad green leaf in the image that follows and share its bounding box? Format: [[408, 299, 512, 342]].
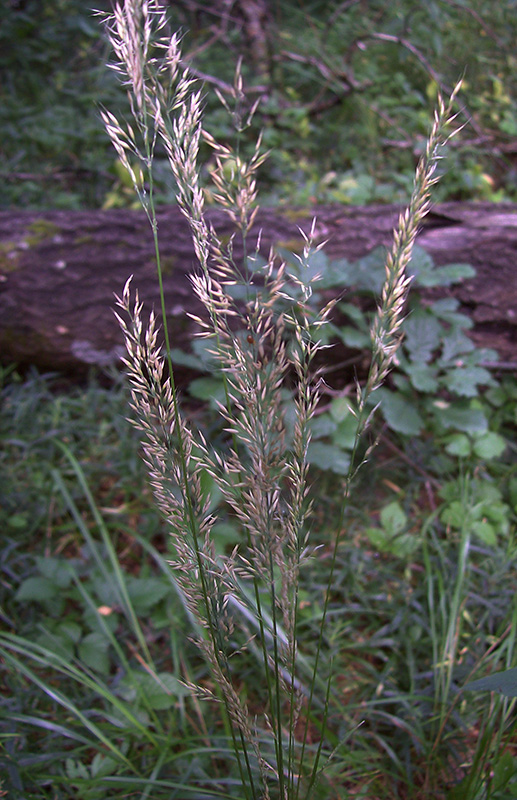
[[188, 377, 226, 403], [403, 308, 442, 363], [246, 252, 268, 274], [417, 263, 475, 287], [170, 348, 207, 371], [330, 396, 354, 423], [471, 520, 497, 546], [309, 414, 337, 439], [171, 339, 217, 370], [338, 302, 369, 325], [446, 366, 493, 397], [339, 326, 371, 349], [16, 576, 57, 602], [366, 527, 390, 551], [439, 328, 475, 364], [366, 502, 415, 557], [336, 248, 386, 293], [130, 670, 188, 710], [314, 257, 353, 289], [478, 500, 509, 535], [7, 513, 28, 529], [226, 283, 259, 301], [212, 522, 241, 551], [333, 414, 359, 450], [433, 404, 488, 433], [90, 753, 119, 779], [199, 468, 223, 511], [431, 297, 460, 314], [307, 442, 350, 475], [406, 246, 474, 286], [486, 384, 510, 407], [406, 245, 435, 282], [366, 527, 418, 558], [35, 632, 74, 662], [35, 556, 74, 589], [465, 668, 517, 698], [282, 248, 341, 287], [431, 298, 473, 328], [66, 758, 89, 780], [377, 390, 424, 436], [127, 576, 169, 612], [390, 533, 420, 558], [444, 433, 471, 457], [440, 500, 465, 529], [90, 575, 122, 608], [78, 632, 111, 675], [56, 621, 83, 644], [472, 432, 507, 460], [392, 373, 411, 392], [405, 362, 439, 392], [83, 601, 120, 635], [337, 172, 376, 205], [380, 501, 407, 535]]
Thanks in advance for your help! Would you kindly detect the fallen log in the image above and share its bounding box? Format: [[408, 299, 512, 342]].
[[0, 202, 515, 380]]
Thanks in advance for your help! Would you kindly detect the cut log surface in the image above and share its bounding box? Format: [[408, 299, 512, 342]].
[[0, 203, 516, 379]]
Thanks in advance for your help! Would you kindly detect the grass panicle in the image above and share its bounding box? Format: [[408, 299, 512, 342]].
[[65, 0, 468, 800], [366, 84, 462, 401], [98, 1, 464, 796]]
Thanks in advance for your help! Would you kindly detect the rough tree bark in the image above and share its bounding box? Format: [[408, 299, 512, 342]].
[[0, 202, 515, 381]]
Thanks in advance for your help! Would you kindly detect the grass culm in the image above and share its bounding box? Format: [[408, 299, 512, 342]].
[[96, 1, 463, 797]]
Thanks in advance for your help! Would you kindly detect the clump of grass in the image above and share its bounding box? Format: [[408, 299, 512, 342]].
[[99, 1, 461, 796]]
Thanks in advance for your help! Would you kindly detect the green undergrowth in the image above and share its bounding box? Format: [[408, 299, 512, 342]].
[[2, 0, 517, 209], [1, 348, 516, 798], [176, 242, 514, 484]]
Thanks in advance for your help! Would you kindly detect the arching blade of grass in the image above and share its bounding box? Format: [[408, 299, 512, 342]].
[[1, 636, 218, 798], [4, 704, 242, 800], [52, 440, 152, 664], [46, 772, 245, 799], [7, 713, 97, 747], [0, 637, 149, 768]]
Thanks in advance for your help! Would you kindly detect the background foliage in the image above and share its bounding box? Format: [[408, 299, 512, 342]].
[[2, 0, 517, 209]]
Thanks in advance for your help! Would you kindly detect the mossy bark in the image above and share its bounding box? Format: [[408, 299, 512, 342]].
[[0, 203, 516, 379]]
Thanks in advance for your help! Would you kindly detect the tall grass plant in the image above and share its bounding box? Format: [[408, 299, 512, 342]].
[[96, 1, 461, 796]]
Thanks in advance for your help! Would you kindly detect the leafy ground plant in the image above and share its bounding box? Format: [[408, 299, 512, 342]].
[[1, 386, 516, 793], [4, 0, 517, 209], [85, 1, 462, 797], [303, 247, 506, 479]]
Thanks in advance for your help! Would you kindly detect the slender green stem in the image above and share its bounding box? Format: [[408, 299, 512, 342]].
[[268, 544, 286, 796]]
